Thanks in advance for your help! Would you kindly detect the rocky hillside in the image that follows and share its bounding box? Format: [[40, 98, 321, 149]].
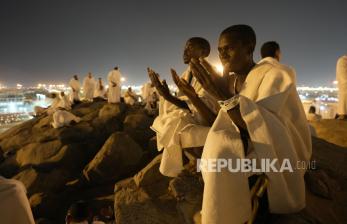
[[114, 121, 347, 224], [0, 100, 158, 223]]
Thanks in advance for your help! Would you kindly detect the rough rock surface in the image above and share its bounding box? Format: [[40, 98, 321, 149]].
[[83, 132, 144, 185], [310, 119, 347, 147], [114, 125, 347, 224], [0, 101, 157, 223]]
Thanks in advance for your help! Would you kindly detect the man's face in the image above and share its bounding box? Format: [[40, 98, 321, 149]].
[[74, 75, 78, 80], [183, 41, 204, 64], [218, 33, 251, 74], [88, 73, 92, 78]]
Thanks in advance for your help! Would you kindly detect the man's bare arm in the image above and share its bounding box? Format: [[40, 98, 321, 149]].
[[171, 69, 216, 125], [148, 68, 189, 110]]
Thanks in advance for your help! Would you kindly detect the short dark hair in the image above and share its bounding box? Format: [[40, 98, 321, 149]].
[[221, 25, 256, 52], [188, 37, 211, 56], [261, 41, 280, 58], [309, 106, 316, 114], [114, 66, 119, 70]]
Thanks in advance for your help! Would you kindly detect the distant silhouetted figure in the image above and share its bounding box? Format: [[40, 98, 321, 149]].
[[336, 55, 347, 119], [307, 106, 322, 121]]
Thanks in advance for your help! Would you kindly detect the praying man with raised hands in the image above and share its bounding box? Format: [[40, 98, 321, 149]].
[[148, 37, 219, 177], [189, 24, 312, 224]]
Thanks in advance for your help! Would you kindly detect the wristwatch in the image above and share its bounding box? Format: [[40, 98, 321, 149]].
[[218, 94, 240, 112]]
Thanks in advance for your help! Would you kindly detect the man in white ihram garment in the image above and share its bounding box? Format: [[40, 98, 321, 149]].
[[124, 87, 137, 105], [34, 93, 61, 116], [258, 41, 297, 84], [69, 75, 81, 103], [0, 176, 35, 224], [148, 37, 219, 177], [188, 25, 311, 224], [107, 66, 122, 103], [82, 72, 96, 101], [58, 91, 72, 110], [141, 82, 154, 103], [51, 109, 81, 128], [336, 55, 347, 119], [94, 78, 106, 99]]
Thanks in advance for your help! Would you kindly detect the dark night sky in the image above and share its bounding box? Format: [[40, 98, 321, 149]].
[[0, 0, 346, 87]]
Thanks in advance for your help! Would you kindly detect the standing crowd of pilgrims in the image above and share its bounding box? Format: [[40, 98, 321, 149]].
[[33, 66, 160, 129], [2, 24, 347, 224]]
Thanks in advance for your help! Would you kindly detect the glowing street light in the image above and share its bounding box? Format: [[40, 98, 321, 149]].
[[332, 80, 338, 85], [215, 64, 224, 75], [121, 77, 126, 82]]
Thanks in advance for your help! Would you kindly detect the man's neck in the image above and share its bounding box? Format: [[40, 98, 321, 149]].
[[237, 61, 256, 76]]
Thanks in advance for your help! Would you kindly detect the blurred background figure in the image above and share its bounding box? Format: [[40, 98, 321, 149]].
[[107, 67, 122, 103], [124, 87, 137, 105], [69, 75, 81, 104], [145, 90, 159, 116], [83, 72, 96, 102], [94, 78, 106, 99], [307, 106, 322, 121]]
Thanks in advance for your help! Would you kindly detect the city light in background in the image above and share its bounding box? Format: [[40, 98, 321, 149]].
[[0, 79, 342, 133]]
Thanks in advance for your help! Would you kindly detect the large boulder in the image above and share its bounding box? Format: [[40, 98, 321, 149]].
[[83, 132, 144, 185], [0, 127, 33, 152], [16, 140, 63, 167], [114, 178, 184, 224], [98, 103, 125, 120], [123, 114, 155, 146], [14, 167, 71, 196], [310, 119, 347, 147], [311, 137, 347, 178], [133, 154, 171, 198]]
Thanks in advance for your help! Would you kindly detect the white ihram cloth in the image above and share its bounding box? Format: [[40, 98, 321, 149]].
[[151, 67, 219, 177], [34, 97, 61, 116], [69, 78, 81, 101], [336, 55, 347, 115], [124, 91, 137, 105], [141, 82, 152, 102], [58, 94, 72, 110], [0, 176, 35, 224], [107, 69, 122, 103], [258, 57, 297, 85], [83, 76, 96, 101], [51, 110, 81, 128], [306, 113, 321, 121], [201, 62, 312, 224], [94, 81, 106, 98]]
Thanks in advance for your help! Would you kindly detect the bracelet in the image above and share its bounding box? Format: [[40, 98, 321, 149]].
[[218, 94, 240, 112]]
